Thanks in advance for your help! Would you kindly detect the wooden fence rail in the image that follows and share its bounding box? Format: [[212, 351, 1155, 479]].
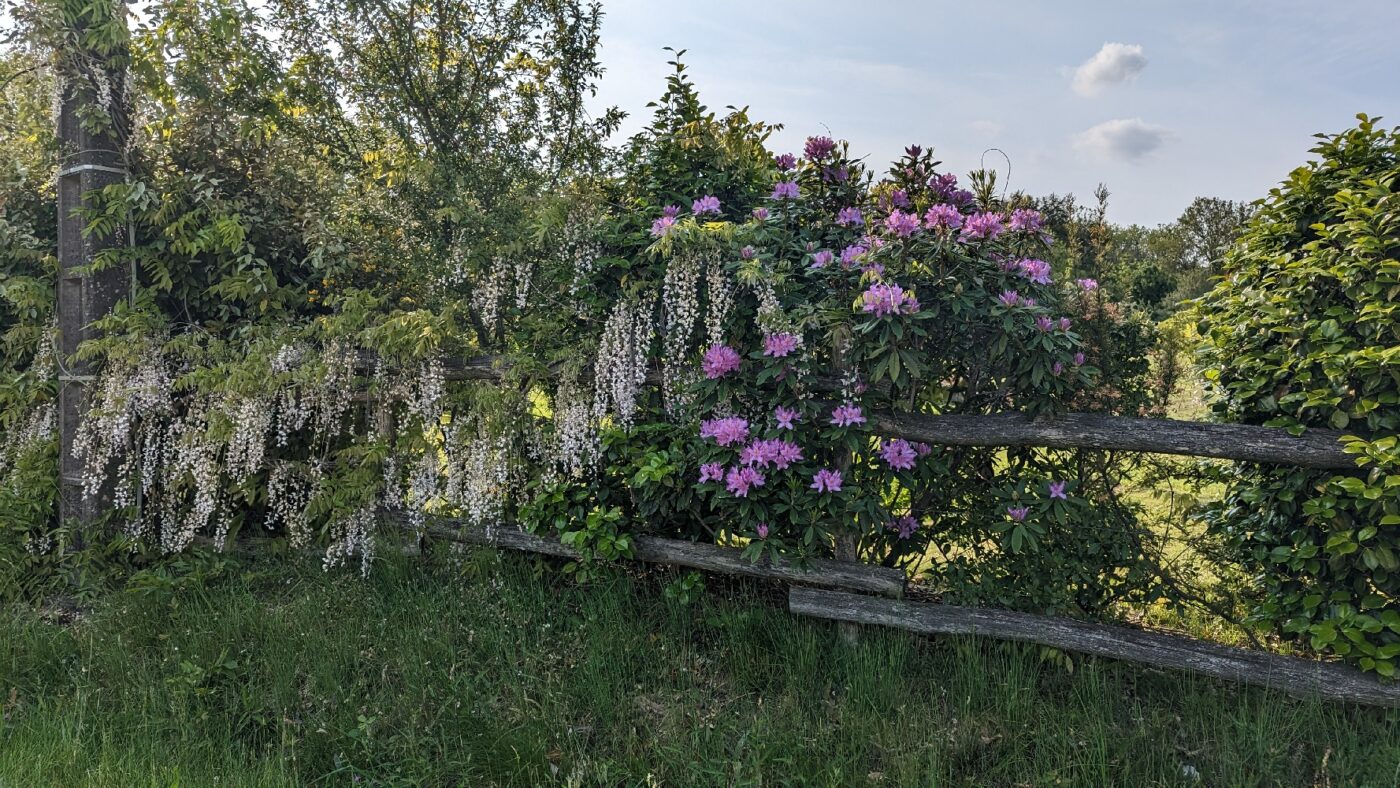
[[789, 587, 1400, 708], [368, 353, 1359, 469], [381, 511, 907, 598]]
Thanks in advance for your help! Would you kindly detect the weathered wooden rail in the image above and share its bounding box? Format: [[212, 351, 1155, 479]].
[[381, 511, 906, 598], [790, 587, 1400, 708], [371, 353, 1358, 469]]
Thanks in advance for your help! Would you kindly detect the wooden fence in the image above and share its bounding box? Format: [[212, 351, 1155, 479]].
[[368, 353, 1400, 708]]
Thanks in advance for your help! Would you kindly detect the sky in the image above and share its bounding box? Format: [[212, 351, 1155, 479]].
[[589, 0, 1400, 226]]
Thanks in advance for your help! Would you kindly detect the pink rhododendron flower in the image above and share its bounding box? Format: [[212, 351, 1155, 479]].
[[692, 195, 721, 215], [959, 211, 1005, 241], [810, 468, 843, 493], [774, 406, 799, 430], [880, 439, 918, 470], [1008, 208, 1044, 233], [700, 417, 749, 446], [998, 290, 1022, 308], [829, 404, 866, 427], [837, 206, 864, 226], [763, 333, 800, 357], [924, 203, 963, 230], [650, 215, 677, 238], [725, 466, 766, 497], [1058, 317, 1071, 331], [756, 522, 770, 538], [1006, 506, 1029, 521], [1076, 278, 1099, 290], [772, 181, 800, 199], [1016, 258, 1053, 285], [1048, 480, 1068, 499], [774, 153, 797, 171], [810, 249, 834, 268], [890, 515, 918, 539], [740, 245, 756, 260], [804, 135, 836, 160], [702, 344, 742, 379], [840, 244, 868, 268], [861, 282, 920, 317], [1036, 316, 1055, 332], [884, 209, 920, 238], [752, 207, 770, 221], [1073, 352, 1086, 366], [698, 463, 725, 483]]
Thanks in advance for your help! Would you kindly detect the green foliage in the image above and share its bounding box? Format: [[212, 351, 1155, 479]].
[[1198, 114, 1400, 674]]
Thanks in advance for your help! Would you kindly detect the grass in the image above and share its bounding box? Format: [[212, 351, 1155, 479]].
[[4, 548, 1400, 786]]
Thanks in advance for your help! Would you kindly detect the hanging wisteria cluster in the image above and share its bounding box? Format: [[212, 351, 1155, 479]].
[[593, 295, 656, 428]]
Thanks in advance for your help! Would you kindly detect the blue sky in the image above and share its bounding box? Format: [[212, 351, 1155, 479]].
[[590, 0, 1400, 226]]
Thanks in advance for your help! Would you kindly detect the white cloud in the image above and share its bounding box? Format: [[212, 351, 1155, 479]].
[[1072, 42, 1148, 96], [1074, 118, 1171, 162], [970, 119, 1003, 136]]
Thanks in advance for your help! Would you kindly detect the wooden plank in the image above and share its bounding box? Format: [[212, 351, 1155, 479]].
[[789, 587, 1400, 708], [367, 353, 1357, 469], [381, 512, 906, 598], [870, 410, 1356, 470]]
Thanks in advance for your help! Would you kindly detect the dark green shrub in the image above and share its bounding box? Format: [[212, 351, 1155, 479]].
[[1197, 114, 1400, 674]]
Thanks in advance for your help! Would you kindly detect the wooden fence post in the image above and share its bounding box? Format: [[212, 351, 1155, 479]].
[[55, 5, 129, 537]]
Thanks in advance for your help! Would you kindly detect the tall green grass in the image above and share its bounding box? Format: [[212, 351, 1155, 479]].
[[3, 548, 1399, 785]]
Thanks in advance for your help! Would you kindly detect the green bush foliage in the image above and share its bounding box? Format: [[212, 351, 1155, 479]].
[[1198, 114, 1400, 675]]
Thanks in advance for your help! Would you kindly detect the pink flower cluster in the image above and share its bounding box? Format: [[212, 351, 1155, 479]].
[[805, 135, 837, 160], [829, 403, 866, 427], [810, 249, 834, 268], [924, 203, 963, 230], [774, 406, 799, 430], [740, 438, 804, 470], [650, 215, 677, 238], [700, 416, 750, 446], [1016, 258, 1052, 285], [884, 209, 920, 238], [837, 206, 864, 226], [763, 333, 800, 358], [772, 181, 800, 200], [702, 344, 742, 379], [726, 466, 766, 497], [889, 515, 919, 540], [879, 438, 931, 470], [1008, 208, 1043, 233], [840, 244, 867, 268], [960, 212, 1005, 242], [810, 468, 843, 493], [693, 195, 721, 215], [998, 290, 1035, 308], [861, 282, 920, 317]]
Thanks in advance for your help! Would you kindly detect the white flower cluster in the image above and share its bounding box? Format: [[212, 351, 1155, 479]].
[[267, 460, 317, 546], [594, 296, 655, 428], [704, 258, 733, 348], [559, 209, 604, 312], [662, 251, 703, 413], [0, 402, 54, 486], [226, 395, 273, 484], [443, 422, 513, 526], [551, 369, 598, 476], [323, 504, 376, 577]]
